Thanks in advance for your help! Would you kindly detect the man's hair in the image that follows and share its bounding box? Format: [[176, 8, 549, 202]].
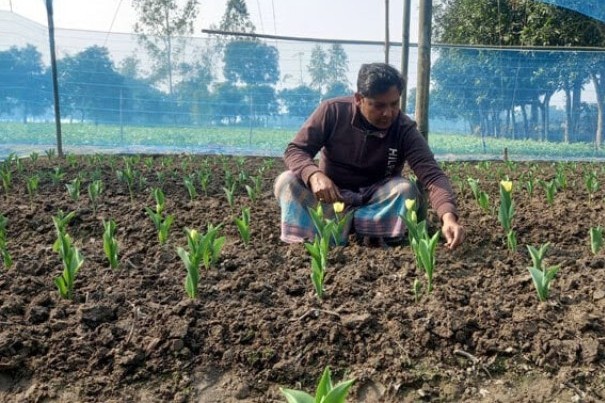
[[356, 63, 405, 98]]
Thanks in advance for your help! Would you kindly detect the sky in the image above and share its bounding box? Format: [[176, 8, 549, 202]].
[[0, 0, 421, 42]]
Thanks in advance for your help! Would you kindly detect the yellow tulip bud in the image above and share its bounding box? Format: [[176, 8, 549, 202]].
[[333, 202, 345, 213], [405, 199, 416, 211], [500, 180, 513, 193]]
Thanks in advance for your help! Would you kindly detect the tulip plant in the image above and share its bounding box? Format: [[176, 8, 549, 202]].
[[45, 148, 55, 160], [88, 180, 103, 215], [102, 219, 119, 269], [199, 223, 226, 270], [26, 175, 39, 208], [583, 170, 599, 206], [52, 211, 84, 299], [589, 226, 603, 255], [540, 179, 557, 206], [498, 180, 516, 252], [177, 228, 204, 298], [527, 243, 559, 302], [305, 203, 350, 300], [183, 174, 197, 200], [402, 199, 442, 295], [66, 177, 81, 202], [116, 160, 137, 203], [199, 171, 211, 196], [0, 163, 12, 195], [145, 188, 173, 245], [234, 207, 251, 245], [49, 167, 65, 186], [280, 366, 354, 403], [223, 183, 236, 208], [0, 214, 12, 269], [467, 177, 489, 212]]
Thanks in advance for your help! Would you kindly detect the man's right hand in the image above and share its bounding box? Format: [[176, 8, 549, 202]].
[[308, 171, 341, 204]]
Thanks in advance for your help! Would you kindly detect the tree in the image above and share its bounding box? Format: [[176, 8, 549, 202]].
[[58, 46, 125, 124], [322, 82, 351, 101], [211, 82, 245, 124], [307, 44, 350, 96], [326, 44, 349, 88], [0, 45, 49, 121], [218, 0, 256, 34], [245, 84, 278, 126], [132, 0, 199, 95], [223, 40, 279, 86], [279, 85, 321, 118], [307, 45, 328, 93], [433, 0, 605, 143], [174, 58, 214, 125]]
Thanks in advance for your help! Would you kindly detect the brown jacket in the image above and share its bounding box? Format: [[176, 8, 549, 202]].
[[284, 96, 457, 219]]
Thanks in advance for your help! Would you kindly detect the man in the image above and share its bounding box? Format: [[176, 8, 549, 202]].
[[274, 63, 464, 249]]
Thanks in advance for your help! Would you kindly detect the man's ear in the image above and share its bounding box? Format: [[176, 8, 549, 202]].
[[354, 92, 363, 106]]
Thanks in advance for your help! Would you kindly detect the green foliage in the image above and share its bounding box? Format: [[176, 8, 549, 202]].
[[234, 207, 251, 245], [26, 175, 39, 207], [49, 167, 65, 186], [102, 219, 119, 269], [0, 162, 12, 195], [198, 224, 226, 270], [177, 228, 205, 299], [66, 177, 81, 202], [280, 366, 354, 403], [116, 160, 138, 204], [305, 204, 351, 300], [0, 214, 12, 269], [527, 243, 559, 302], [589, 227, 603, 255], [88, 180, 104, 215], [540, 179, 558, 206], [223, 183, 236, 208], [184, 174, 198, 200], [52, 212, 84, 299]]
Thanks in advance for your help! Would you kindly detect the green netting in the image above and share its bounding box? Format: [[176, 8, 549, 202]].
[[0, 10, 604, 161]]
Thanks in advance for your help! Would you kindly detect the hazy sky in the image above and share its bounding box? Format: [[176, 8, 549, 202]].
[[0, 0, 421, 42]]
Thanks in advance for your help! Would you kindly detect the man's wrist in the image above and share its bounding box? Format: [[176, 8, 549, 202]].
[[441, 212, 458, 224]]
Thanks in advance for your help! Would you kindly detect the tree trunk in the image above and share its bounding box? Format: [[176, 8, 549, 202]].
[[564, 85, 571, 143], [542, 93, 551, 142], [572, 79, 582, 139], [511, 107, 517, 140], [530, 100, 539, 140], [521, 104, 529, 140], [591, 70, 604, 149]]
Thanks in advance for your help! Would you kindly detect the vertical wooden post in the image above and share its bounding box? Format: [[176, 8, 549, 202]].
[[416, 0, 432, 141], [400, 0, 412, 112], [45, 0, 63, 157]]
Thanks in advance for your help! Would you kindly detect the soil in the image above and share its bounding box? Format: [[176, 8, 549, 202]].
[[0, 155, 604, 403]]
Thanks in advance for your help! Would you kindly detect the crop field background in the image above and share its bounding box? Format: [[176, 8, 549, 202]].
[[0, 153, 604, 402], [2, 122, 605, 162]]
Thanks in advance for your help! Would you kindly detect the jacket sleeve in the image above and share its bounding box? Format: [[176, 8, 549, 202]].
[[402, 124, 458, 220], [283, 101, 332, 185]]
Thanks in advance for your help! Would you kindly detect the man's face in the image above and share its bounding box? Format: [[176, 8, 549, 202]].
[[354, 85, 401, 130]]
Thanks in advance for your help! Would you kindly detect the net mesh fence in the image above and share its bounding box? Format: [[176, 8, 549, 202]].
[[0, 9, 604, 160]]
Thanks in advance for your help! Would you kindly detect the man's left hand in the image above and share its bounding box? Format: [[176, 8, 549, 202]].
[[441, 212, 465, 250]]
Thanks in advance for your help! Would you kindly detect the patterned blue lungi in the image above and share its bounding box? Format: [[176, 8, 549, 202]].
[[274, 171, 418, 243]]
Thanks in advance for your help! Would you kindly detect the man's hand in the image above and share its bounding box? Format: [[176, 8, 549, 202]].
[[308, 171, 341, 204], [441, 212, 465, 250]]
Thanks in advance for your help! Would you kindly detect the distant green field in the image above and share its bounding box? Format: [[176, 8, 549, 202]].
[[1, 122, 604, 161]]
